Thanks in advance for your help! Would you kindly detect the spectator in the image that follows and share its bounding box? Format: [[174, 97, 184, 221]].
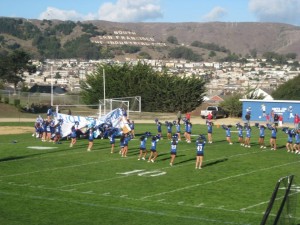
[[186, 112, 191, 121], [278, 114, 283, 127], [294, 114, 299, 130], [177, 111, 182, 125], [207, 112, 213, 121], [266, 114, 270, 123]]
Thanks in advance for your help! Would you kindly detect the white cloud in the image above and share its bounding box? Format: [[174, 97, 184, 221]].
[[202, 7, 227, 22], [39, 0, 163, 22], [98, 0, 163, 22], [249, 0, 300, 25], [39, 7, 94, 21]]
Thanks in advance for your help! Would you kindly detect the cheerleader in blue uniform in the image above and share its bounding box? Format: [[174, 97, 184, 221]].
[[258, 124, 266, 149], [282, 127, 294, 152], [195, 135, 206, 169], [138, 135, 148, 160], [174, 121, 181, 141], [170, 136, 178, 166], [267, 123, 277, 150], [155, 119, 163, 139], [184, 120, 192, 143], [70, 125, 77, 147], [129, 120, 135, 138], [148, 136, 158, 163], [236, 123, 244, 146], [166, 121, 173, 140], [53, 119, 63, 144], [206, 120, 213, 144], [294, 129, 300, 154], [222, 124, 233, 145], [87, 128, 94, 151], [121, 133, 131, 157], [45, 120, 52, 142], [109, 129, 117, 153], [244, 125, 251, 148]]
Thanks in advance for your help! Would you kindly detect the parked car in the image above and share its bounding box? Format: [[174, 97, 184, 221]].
[[200, 106, 228, 119]]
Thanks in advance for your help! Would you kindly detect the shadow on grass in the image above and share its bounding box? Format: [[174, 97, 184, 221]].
[[159, 154, 185, 162], [204, 158, 228, 168]]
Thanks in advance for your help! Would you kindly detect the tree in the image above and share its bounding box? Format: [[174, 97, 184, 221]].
[[80, 63, 206, 112], [272, 74, 300, 100], [219, 93, 243, 117], [166, 36, 178, 45], [0, 50, 36, 92]]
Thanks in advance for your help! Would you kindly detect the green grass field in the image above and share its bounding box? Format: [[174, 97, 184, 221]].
[[0, 122, 299, 225]]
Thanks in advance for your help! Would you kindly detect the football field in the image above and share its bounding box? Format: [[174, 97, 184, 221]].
[[0, 122, 299, 225]]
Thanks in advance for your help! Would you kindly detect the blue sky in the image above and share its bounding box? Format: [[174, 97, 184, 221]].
[[1, 0, 300, 26]]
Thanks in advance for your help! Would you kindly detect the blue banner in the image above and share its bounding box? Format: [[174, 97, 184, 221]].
[[240, 99, 300, 123]]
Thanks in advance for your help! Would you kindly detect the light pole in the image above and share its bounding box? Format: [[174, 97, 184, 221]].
[[51, 64, 53, 106], [103, 68, 106, 115]]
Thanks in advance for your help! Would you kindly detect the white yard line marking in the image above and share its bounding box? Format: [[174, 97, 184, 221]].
[[116, 170, 144, 175]]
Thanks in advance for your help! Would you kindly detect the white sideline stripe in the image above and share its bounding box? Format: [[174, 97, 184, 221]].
[[140, 160, 300, 200], [0, 191, 250, 225]]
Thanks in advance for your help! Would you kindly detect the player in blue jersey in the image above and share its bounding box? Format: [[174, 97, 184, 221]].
[[195, 135, 206, 169], [138, 135, 148, 160], [206, 120, 213, 144], [170, 137, 178, 166], [244, 125, 252, 148], [222, 124, 233, 145], [236, 123, 244, 146], [267, 123, 277, 150], [282, 127, 294, 152], [70, 124, 77, 147], [294, 129, 300, 154], [148, 136, 158, 163], [87, 128, 94, 151]]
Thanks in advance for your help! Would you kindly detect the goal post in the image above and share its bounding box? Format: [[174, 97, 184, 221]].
[[53, 96, 141, 118], [99, 96, 141, 117]]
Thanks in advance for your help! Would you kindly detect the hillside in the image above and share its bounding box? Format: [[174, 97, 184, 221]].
[[0, 17, 300, 60]]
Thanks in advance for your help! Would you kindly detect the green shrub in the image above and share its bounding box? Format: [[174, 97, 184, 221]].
[[4, 97, 9, 104], [14, 99, 20, 106]]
